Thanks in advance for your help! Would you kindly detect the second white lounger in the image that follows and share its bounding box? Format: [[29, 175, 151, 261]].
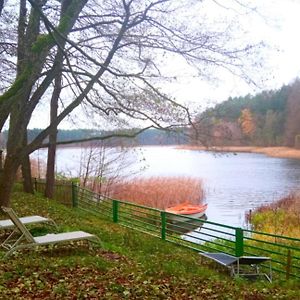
[[0, 215, 56, 230]]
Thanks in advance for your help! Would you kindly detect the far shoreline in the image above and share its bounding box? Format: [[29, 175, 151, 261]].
[[40, 143, 300, 160], [177, 146, 300, 160]]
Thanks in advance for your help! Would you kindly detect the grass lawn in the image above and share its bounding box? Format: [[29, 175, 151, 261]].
[[0, 188, 299, 299]]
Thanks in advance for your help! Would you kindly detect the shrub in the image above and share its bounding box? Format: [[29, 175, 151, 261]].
[[250, 192, 300, 237]]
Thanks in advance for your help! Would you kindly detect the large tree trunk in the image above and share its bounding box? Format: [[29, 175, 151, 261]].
[[21, 129, 34, 193], [0, 149, 3, 171], [0, 155, 20, 207], [0, 0, 88, 207], [45, 142, 56, 198], [44, 55, 62, 199], [22, 156, 34, 193], [21, 150, 34, 193]]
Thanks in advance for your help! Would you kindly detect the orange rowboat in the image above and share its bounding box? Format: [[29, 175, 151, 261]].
[[166, 203, 208, 220]]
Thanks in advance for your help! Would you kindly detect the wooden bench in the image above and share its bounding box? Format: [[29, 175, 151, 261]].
[[200, 252, 272, 282]]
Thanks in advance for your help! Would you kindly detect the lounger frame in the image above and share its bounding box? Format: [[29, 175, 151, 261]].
[[1, 207, 99, 258], [200, 252, 272, 282]]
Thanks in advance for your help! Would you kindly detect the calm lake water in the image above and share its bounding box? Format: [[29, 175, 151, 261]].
[[33, 146, 300, 227]]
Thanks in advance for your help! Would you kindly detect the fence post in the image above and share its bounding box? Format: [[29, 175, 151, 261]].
[[286, 249, 292, 280], [113, 200, 119, 223], [235, 227, 244, 257], [71, 182, 78, 208], [161, 211, 166, 240], [34, 178, 37, 192]]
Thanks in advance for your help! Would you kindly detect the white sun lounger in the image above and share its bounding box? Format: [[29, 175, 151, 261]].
[[0, 215, 57, 230], [1, 213, 58, 249], [1, 206, 99, 258]]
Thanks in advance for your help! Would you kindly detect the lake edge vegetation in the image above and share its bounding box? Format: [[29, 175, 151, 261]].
[[109, 177, 205, 210], [250, 192, 300, 238]]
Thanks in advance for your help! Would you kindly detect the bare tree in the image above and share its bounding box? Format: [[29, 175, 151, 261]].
[[78, 141, 143, 196], [0, 0, 260, 207]]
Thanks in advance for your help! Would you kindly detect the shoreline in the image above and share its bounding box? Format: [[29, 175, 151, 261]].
[[31, 144, 300, 160], [177, 146, 300, 160]]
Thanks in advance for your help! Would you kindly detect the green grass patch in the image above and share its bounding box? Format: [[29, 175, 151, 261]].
[[0, 190, 299, 299]]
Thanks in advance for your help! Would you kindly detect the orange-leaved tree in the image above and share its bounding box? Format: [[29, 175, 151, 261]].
[[238, 108, 256, 138]]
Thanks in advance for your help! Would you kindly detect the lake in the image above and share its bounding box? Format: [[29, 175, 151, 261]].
[[33, 146, 300, 227]]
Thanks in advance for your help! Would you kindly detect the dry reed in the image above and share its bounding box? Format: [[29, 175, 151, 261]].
[[30, 158, 46, 178], [109, 176, 205, 210], [254, 193, 300, 214], [15, 158, 46, 181]]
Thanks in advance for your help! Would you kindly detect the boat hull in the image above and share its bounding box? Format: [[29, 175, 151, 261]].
[[166, 214, 207, 234], [167, 210, 206, 223], [166, 203, 207, 223], [166, 203, 208, 223]]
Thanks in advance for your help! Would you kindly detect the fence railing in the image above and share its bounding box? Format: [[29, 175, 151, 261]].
[[35, 180, 300, 280], [34, 178, 73, 206]]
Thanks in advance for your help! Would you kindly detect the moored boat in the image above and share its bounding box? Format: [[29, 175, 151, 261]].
[[165, 202, 208, 223]]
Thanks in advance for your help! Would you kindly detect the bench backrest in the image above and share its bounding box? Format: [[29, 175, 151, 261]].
[[1, 206, 35, 243]]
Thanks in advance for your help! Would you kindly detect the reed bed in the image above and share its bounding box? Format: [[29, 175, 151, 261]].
[[109, 176, 205, 210], [14, 158, 46, 180], [30, 158, 46, 178]]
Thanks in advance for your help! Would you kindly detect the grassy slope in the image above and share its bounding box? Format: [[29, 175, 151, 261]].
[[0, 189, 299, 299]]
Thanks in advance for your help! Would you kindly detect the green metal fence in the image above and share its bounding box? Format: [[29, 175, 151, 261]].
[[36, 180, 300, 279], [34, 178, 73, 206]]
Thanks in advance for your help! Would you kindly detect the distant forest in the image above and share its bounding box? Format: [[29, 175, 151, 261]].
[[193, 80, 300, 147], [1, 80, 300, 149], [0, 128, 187, 148]]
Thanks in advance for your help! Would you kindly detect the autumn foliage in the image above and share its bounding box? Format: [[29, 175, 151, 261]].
[[238, 108, 256, 137], [110, 177, 205, 210]]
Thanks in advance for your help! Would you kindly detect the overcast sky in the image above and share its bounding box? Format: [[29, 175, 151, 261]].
[[29, 0, 300, 129], [167, 0, 300, 108]]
